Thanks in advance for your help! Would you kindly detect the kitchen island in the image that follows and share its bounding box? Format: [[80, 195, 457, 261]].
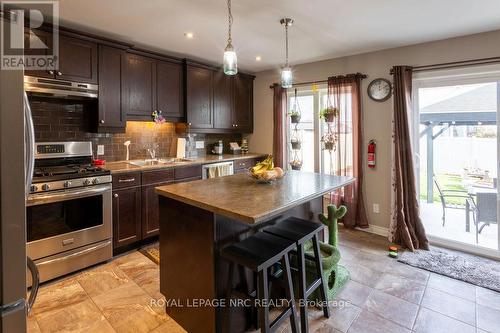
[[155, 171, 354, 333]]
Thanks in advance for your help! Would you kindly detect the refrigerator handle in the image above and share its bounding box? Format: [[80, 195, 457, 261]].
[[26, 257, 39, 314], [24, 92, 35, 196]]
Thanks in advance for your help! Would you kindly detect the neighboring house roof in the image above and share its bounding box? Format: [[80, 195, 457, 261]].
[[420, 84, 497, 114]]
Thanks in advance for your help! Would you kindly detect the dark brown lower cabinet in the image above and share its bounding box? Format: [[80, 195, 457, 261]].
[[112, 186, 142, 249], [141, 181, 173, 239]]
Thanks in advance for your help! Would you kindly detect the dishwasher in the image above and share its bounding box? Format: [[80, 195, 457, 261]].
[[202, 161, 234, 179]]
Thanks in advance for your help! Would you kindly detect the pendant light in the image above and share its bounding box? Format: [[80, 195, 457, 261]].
[[223, 0, 237, 75], [280, 18, 293, 88]]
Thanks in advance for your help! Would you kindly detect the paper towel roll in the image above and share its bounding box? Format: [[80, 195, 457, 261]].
[[176, 138, 186, 158]]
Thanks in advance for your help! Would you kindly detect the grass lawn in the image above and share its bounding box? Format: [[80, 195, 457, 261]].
[[419, 172, 468, 206]]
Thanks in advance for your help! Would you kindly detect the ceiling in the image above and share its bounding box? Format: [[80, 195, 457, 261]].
[[51, 0, 500, 73]]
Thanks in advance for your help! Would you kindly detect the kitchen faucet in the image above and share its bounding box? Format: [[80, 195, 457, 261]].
[[124, 140, 131, 161]]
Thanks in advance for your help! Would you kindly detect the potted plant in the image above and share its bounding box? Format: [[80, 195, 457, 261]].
[[289, 109, 301, 123], [319, 106, 338, 123], [290, 159, 302, 170], [291, 138, 301, 150], [322, 132, 337, 151]]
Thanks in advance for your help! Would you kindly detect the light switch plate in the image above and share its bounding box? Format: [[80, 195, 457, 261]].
[[97, 145, 105, 156], [195, 141, 205, 149], [373, 203, 380, 214]]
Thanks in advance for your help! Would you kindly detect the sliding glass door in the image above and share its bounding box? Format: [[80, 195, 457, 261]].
[[413, 67, 500, 256]]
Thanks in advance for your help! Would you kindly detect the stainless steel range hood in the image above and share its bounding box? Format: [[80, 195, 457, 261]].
[[24, 76, 98, 99]]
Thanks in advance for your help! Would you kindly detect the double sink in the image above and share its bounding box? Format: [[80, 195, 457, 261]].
[[127, 158, 195, 167]]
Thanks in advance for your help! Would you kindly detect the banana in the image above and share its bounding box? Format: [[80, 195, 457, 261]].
[[251, 155, 275, 176]]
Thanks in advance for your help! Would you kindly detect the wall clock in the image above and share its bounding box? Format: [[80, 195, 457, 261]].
[[367, 78, 392, 102]]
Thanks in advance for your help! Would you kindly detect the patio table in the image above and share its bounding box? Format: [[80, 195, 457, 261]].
[[466, 187, 496, 232]]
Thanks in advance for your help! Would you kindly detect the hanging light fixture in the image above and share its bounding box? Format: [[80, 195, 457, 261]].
[[223, 0, 237, 75], [280, 18, 293, 88]]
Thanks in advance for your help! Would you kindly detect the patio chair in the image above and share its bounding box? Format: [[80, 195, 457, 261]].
[[466, 193, 497, 243], [434, 176, 471, 226]]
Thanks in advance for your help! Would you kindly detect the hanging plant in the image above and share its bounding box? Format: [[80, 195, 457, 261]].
[[290, 128, 302, 150], [289, 109, 301, 123], [289, 88, 302, 123], [321, 132, 337, 151], [319, 106, 338, 123], [291, 139, 301, 150], [290, 159, 303, 170], [152, 110, 166, 124]]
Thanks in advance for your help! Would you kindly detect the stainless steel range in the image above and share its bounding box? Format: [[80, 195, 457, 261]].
[[26, 141, 112, 283]]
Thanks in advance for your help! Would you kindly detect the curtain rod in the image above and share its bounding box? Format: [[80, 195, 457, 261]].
[[269, 80, 327, 89], [269, 73, 367, 89], [390, 56, 500, 75]]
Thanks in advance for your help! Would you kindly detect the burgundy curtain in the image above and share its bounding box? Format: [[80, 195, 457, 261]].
[[390, 66, 429, 251], [328, 74, 369, 229], [272, 84, 287, 168]]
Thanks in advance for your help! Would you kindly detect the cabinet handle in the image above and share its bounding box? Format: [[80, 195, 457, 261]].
[[235, 124, 238, 127], [118, 178, 135, 183], [100, 120, 105, 124], [188, 122, 192, 126], [113, 194, 118, 198], [48, 70, 54, 75], [56, 71, 62, 76]]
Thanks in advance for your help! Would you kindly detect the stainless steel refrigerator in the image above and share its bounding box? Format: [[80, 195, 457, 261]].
[[0, 60, 39, 332]]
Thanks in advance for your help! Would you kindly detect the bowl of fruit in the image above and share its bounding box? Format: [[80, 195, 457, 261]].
[[249, 156, 285, 183]]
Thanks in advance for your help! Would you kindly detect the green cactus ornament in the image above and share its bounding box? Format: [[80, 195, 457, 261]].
[[318, 204, 347, 247], [303, 204, 350, 302]]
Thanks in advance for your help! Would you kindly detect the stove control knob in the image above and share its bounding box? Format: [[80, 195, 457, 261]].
[[30, 185, 38, 192], [42, 184, 50, 191], [83, 179, 91, 186], [63, 181, 72, 188], [92, 178, 100, 185]]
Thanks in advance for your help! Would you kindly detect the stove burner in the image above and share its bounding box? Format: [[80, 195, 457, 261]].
[[32, 164, 109, 183]]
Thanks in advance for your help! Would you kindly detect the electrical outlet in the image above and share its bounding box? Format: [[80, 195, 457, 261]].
[[97, 145, 105, 156], [373, 203, 380, 214], [195, 141, 205, 149]]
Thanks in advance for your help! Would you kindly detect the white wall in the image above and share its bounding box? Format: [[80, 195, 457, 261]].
[[248, 29, 500, 230]]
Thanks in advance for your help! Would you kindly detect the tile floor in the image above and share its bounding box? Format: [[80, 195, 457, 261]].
[[28, 227, 500, 333]]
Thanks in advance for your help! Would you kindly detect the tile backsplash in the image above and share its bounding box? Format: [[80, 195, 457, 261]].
[[30, 98, 242, 162]]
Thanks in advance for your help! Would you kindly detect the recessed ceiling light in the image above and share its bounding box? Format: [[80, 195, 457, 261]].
[[255, 56, 262, 61], [184, 32, 194, 39]]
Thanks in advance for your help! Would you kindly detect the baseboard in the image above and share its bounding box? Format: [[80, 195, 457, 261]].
[[355, 225, 389, 237]]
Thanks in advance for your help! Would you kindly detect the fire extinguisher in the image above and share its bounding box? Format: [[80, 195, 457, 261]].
[[368, 140, 376, 168]]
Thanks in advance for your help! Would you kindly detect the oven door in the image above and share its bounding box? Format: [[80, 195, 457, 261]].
[[26, 184, 112, 260]]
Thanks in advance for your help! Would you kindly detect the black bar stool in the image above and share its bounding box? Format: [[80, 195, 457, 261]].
[[221, 232, 299, 333], [264, 217, 330, 333]]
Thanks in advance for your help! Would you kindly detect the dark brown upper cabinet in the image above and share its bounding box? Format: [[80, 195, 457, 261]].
[[233, 73, 254, 133], [23, 31, 98, 84], [185, 63, 214, 129], [124, 52, 184, 121], [185, 60, 254, 133], [213, 71, 234, 129], [24, 29, 54, 78], [57, 36, 98, 83], [156, 60, 183, 120], [213, 71, 254, 133], [123, 53, 156, 120], [97, 45, 126, 130]]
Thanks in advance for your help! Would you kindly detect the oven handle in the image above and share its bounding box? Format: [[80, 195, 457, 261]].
[[35, 240, 111, 267], [26, 184, 111, 206]]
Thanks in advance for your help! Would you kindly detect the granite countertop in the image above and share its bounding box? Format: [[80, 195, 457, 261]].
[[155, 171, 355, 224], [105, 153, 267, 174]]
